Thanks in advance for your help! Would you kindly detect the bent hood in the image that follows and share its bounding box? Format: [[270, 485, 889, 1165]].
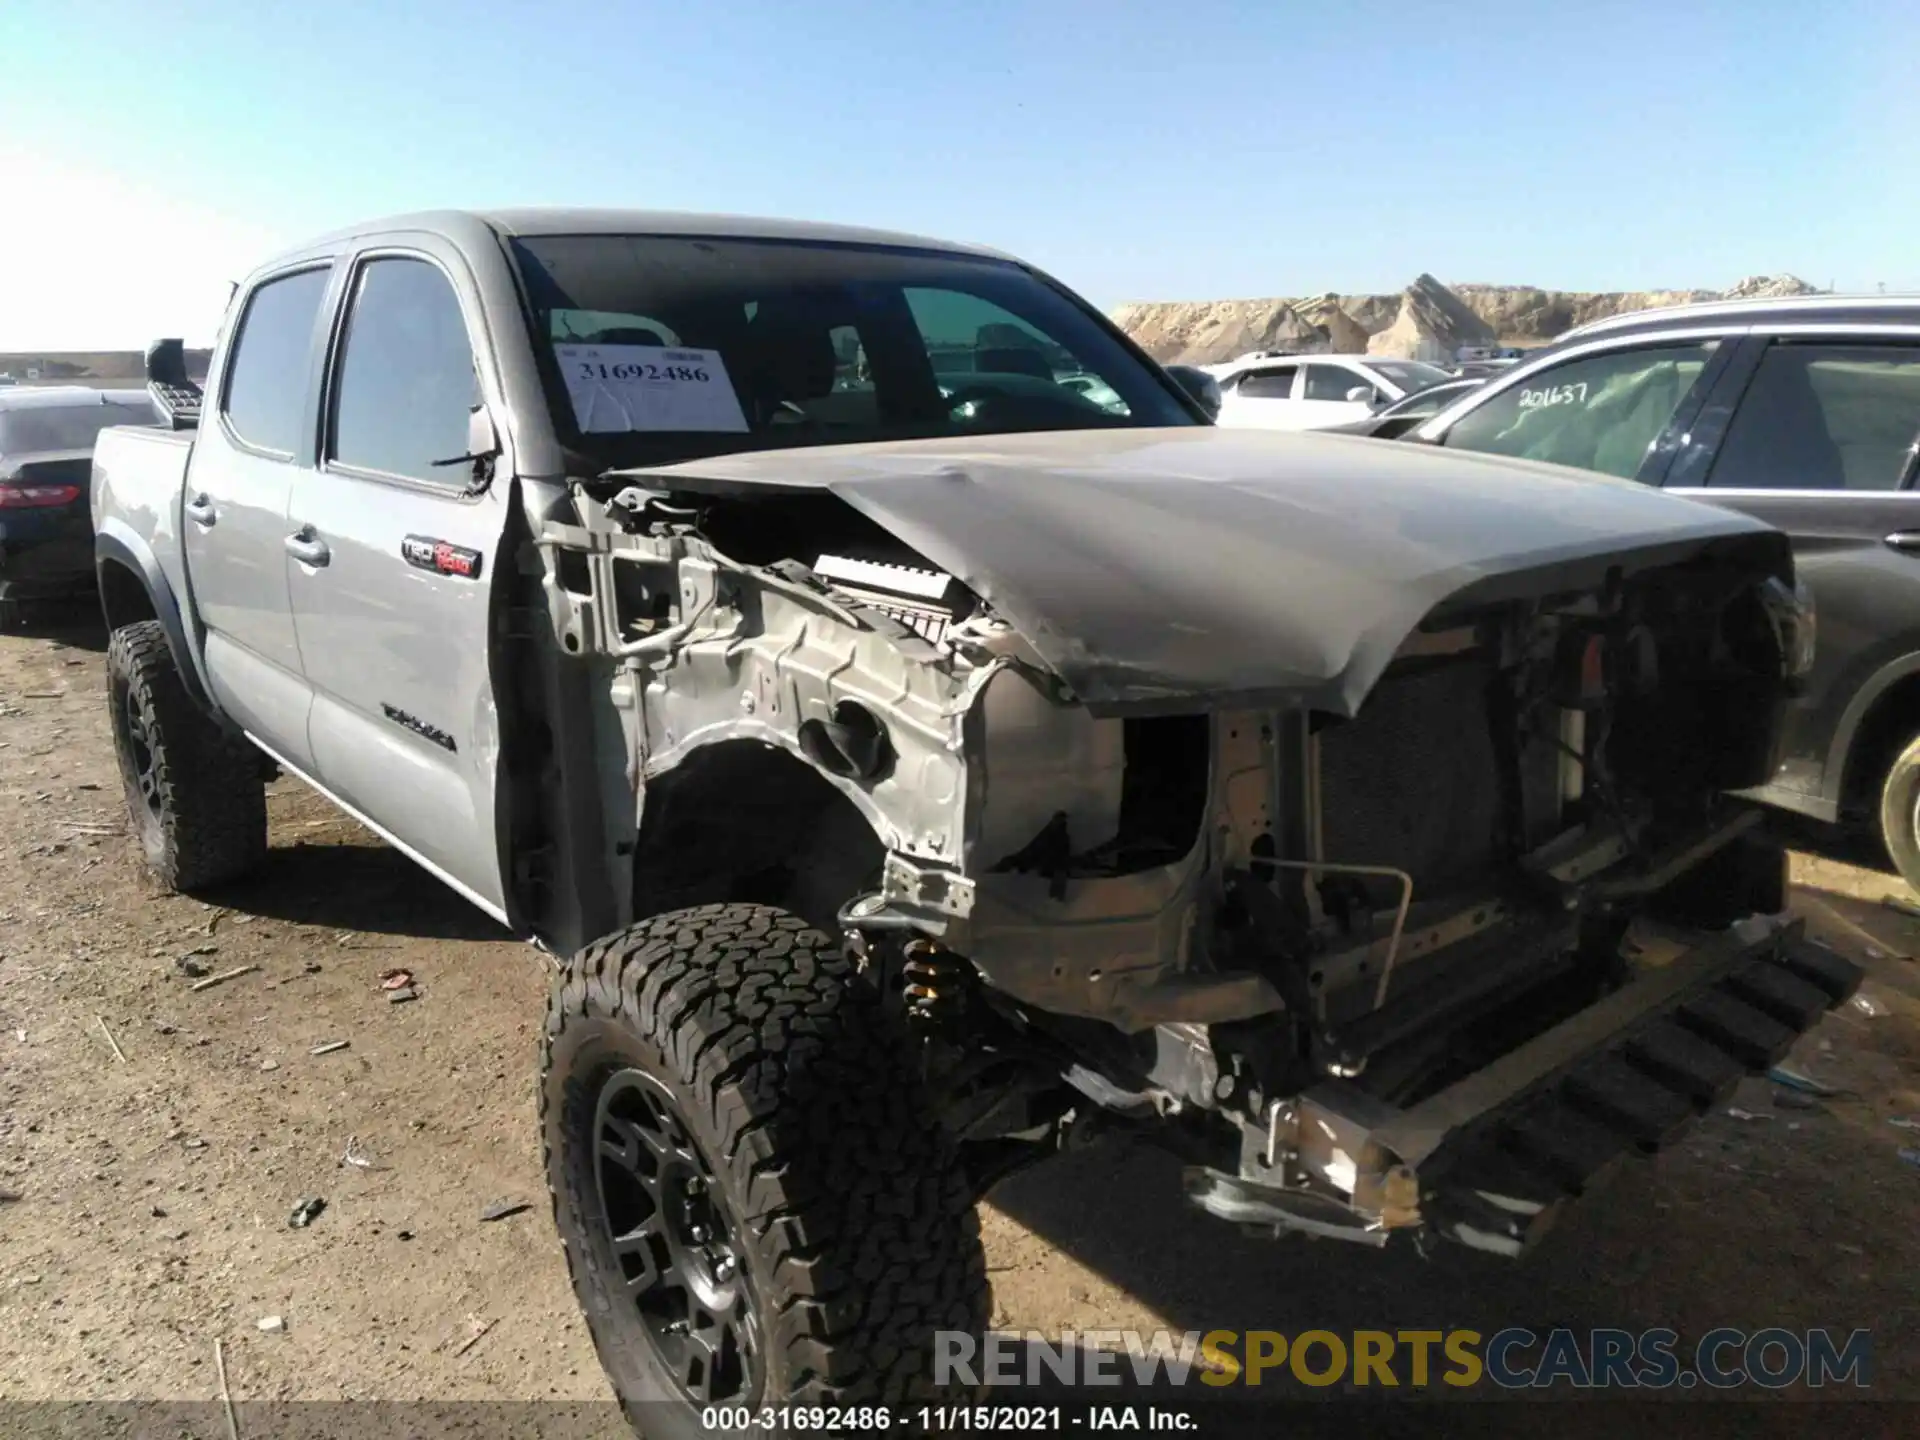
[[619, 428, 1788, 717]]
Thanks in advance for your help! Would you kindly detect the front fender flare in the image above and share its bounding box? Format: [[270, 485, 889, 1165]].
[[94, 519, 218, 715]]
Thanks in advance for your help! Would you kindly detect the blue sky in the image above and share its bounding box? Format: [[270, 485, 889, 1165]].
[[2, 0, 1914, 347]]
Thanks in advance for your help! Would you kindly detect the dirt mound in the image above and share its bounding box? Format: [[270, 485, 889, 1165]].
[[1366, 274, 1497, 362], [1722, 274, 1819, 300], [1115, 276, 1829, 363], [1110, 299, 1331, 366], [1294, 295, 1372, 352]]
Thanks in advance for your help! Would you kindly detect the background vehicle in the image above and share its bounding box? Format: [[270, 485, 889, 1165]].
[[1320, 375, 1483, 438], [1451, 358, 1521, 378], [92, 210, 1849, 1429], [1208, 352, 1453, 431], [1411, 295, 1920, 888], [0, 387, 160, 623]]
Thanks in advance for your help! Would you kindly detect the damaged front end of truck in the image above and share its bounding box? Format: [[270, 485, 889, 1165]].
[[509, 427, 1855, 1256]]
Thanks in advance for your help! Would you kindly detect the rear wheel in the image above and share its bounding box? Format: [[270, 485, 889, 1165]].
[[106, 620, 267, 891], [542, 903, 987, 1437], [1879, 734, 1920, 895]]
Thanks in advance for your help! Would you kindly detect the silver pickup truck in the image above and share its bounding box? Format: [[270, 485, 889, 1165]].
[[93, 208, 1854, 1425]]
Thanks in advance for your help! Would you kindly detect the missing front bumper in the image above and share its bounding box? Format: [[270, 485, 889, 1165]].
[[1186, 913, 1861, 1255]]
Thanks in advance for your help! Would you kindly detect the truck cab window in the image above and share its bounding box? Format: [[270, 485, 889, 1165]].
[[221, 268, 331, 456], [328, 257, 479, 485]]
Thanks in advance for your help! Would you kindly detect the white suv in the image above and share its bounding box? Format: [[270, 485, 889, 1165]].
[[1207, 352, 1454, 431]]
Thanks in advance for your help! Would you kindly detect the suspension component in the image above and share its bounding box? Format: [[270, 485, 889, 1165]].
[[901, 939, 971, 1032]]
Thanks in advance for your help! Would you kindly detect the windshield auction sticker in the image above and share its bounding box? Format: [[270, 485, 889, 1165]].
[[552, 343, 748, 434]]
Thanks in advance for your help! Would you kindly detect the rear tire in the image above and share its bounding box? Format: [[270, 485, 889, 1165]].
[[542, 903, 986, 1436], [106, 620, 266, 891], [1880, 734, 1920, 895]]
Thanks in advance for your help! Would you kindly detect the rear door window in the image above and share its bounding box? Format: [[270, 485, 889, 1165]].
[[222, 267, 331, 456], [1441, 342, 1717, 480], [1705, 342, 1920, 491], [1236, 366, 1297, 400]]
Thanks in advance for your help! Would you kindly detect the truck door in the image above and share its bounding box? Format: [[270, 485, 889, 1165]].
[[182, 263, 335, 770], [283, 244, 514, 922]]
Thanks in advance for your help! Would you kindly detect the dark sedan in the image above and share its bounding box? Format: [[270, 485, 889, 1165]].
[[0, 388, 160, 622], [1319, 375, 1484, 438], [1405, 295, 1920, 890]]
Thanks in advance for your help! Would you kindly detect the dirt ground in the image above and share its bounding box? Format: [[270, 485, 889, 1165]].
[[3, 611, 1919, 1425]]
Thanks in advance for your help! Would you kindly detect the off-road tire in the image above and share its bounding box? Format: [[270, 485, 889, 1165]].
[[543, 903, 987, 1436], [1880, 734, 1920, 895], [106, 620, 267, 892]]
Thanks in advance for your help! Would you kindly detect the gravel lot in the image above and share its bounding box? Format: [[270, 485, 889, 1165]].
[[2, 612, 1917, 1429]]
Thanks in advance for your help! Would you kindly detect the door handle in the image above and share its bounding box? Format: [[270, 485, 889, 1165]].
[[1885, 532, 1920, 553], [284, 526, 331, 567], [184, 493, 216, 526]]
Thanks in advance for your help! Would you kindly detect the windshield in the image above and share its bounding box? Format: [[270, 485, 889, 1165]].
[[509, 235, 1195, 469], [1366, 360, 1452, 395]]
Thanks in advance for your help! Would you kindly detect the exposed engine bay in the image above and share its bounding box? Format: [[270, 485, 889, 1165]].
[[502, 430, 1850, 1256]]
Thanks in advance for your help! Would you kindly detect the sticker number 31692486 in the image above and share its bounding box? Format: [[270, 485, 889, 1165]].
[[552, 343, 748, 434], [573, 359, 710, 383], [1517, 381, 1588, 410]]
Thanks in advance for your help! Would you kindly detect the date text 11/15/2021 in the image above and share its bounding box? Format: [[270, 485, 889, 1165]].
[[698, 1405, 1197, 1432]]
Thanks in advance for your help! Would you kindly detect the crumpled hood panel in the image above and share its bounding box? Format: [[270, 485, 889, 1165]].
[[623, 428, 1787, 716]]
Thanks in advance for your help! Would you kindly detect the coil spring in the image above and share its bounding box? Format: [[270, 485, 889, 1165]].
[[901, 940, 967, 1030]]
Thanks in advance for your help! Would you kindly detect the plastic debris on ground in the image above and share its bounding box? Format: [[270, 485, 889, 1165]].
[[1767, 1065, 1843, 1097], [340, 1135, 379, 1170], [287, 1196, 326, 1229]]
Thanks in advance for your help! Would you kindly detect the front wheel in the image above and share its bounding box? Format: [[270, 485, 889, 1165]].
[[1879, 734, 1920, 895], [542, 903, 987, 1437]]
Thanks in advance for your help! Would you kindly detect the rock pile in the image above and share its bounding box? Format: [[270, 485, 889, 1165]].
[[1114, 275, 1822, 365]]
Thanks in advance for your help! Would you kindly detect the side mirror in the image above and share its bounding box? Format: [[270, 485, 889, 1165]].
[[431, 403, 502, 475], [1165, 364, 1222, 421], [467, 402, 499, 459], [1345, 385, 1376, 406]]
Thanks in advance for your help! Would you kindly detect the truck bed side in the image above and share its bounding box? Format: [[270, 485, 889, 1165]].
[[91, 425, 214, 706]]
